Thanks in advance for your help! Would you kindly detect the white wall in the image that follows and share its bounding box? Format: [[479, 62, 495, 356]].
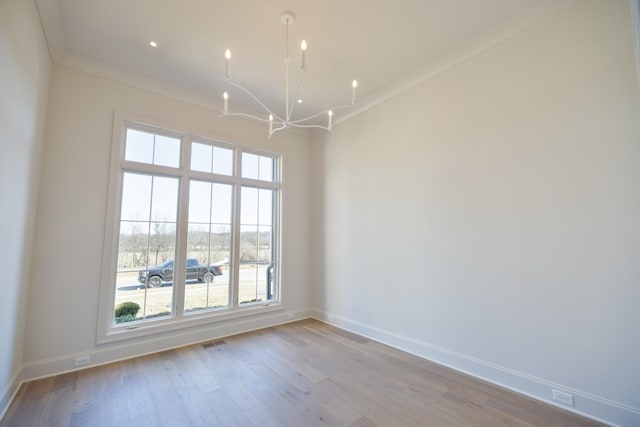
[[312, 1, 640, 425], [22, 65, 312, 377], [0, 0, 51, 417]]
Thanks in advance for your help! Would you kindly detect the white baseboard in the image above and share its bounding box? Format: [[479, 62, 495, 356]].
[[22, 308, 312, 382], [0, 368, 22, 422], [310, 309, 639, 427]]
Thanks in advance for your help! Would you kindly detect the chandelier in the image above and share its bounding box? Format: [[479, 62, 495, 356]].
[[219, 11, 358, 138]]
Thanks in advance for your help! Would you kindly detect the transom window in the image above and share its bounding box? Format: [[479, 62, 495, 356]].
[[99, 117, 280, 341]]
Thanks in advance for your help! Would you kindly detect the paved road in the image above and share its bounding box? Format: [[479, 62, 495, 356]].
[[116, 265, 269, 291]]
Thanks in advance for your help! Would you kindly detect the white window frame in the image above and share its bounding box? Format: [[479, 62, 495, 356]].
[[97, 111, 282, 344]]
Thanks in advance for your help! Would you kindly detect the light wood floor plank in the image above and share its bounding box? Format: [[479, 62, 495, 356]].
[[1, 319, 607, 427]]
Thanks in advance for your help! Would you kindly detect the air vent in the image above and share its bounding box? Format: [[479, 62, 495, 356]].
[[202, 340, 227, 348]]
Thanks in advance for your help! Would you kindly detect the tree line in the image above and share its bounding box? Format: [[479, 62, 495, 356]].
[[117, 223, 272, 270]]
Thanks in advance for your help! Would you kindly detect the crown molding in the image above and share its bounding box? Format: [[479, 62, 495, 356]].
[[60, 53, 223, 111], [336, 0, 582, 125], [34, 0, 65, 63]]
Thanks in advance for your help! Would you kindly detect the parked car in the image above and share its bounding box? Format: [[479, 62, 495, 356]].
[[138, 258, 224, 287]]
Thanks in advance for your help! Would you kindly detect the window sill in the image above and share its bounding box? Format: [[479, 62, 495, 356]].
[[97, 302, 284, 345]]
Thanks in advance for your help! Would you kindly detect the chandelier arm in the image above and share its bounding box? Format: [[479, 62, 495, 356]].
[[222, 78, 285, 122], [287, 103, 353, 124], [289, 124, 332, 130], [218, 112, 273, 123], [268, 123, 333, 140], [268, 123, 290, 138]]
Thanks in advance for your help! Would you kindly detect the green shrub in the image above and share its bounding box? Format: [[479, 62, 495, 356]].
[[115, 301, 140, 318], [115, 314, 137, 324]]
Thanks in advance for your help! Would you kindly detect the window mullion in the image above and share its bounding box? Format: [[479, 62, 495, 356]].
[[174, 134, 192, 318], [231, 148, 242, 308], [273, 183, 280, 302]]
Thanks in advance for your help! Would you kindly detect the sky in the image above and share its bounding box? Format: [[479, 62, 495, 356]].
[[121, 128, 274, 230]]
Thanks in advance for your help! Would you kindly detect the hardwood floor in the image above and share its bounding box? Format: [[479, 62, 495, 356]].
[[1, 319, 606, 427]]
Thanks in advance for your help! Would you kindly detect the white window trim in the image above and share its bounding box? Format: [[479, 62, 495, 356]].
[[97, 111, 283, 344]]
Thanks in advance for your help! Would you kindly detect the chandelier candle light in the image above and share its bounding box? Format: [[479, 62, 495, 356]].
[[219, 11, 358, 138]]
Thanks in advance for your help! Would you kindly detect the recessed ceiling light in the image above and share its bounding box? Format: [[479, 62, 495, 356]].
[[297, 99, 303, 104], [149, 41, 158, 47]]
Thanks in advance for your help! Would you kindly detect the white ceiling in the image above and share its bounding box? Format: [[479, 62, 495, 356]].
[[35, 0, 579, 127]]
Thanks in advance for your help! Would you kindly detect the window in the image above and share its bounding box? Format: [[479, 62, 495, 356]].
[[99, 116, 280, 341]]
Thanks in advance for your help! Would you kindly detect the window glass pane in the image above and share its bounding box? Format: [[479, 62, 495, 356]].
[[258, 189, 273, 226], [118, 221, 150, 270], [125, 129, 154, 164], [257, 225, 272, 264], [239, 227, 273, 304], [212, 184, 232, 224], [210, 225, 231, 265], [191, 143, 233, 176], [239, 187, 275, 305], [148, 222, 176, 267], [125, 129, 180, 168], [184, 225, 231, 312], [259, 156, 274, 181], [114, 173, 178, 325], [242, 153, 259, 180], [185, 181, 232, 313], [241, 152, 274, 181], [154, 135, 180, 168], [150, 177, 179, 222], [239, 225, 258, 264], [240, 187, 258, 225], [191, 142, 212, 173], [213, 147, 233, 176], [188, 181, 212, 223], [121, 173, 151, 221]]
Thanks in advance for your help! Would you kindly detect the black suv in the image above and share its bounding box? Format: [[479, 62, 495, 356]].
[[138, 258, 224, 287]]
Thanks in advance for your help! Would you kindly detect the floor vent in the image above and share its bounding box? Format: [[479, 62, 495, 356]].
[[202, 340, 227, 348]]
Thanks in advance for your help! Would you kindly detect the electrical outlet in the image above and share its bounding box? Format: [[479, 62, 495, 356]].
[[327, 314, 335, 322], [74, 355, 90, 367], [552, 389, 574, 407], [287, 313, 295, 319]]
